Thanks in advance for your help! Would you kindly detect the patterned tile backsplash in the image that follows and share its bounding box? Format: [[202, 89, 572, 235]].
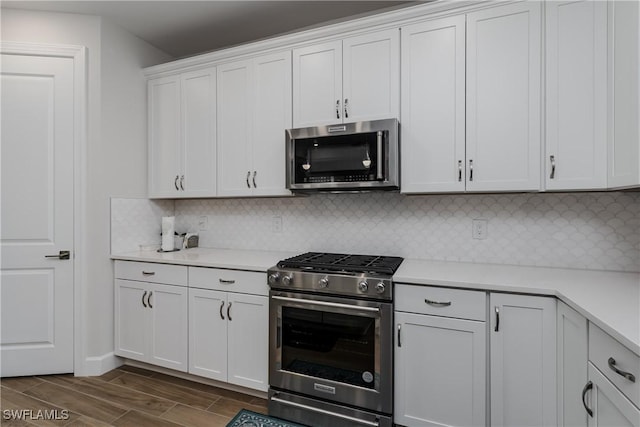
[[111, 192, 640, 272], [110, 198, 175, 254]]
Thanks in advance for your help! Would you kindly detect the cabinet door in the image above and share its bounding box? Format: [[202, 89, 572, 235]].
[[395, 312, 486, 427], [226, 293, 269, 391], [490, 293, 556, 427], [343, 29, 399, 123], [251, 51, 292, 197], [148, 75, 181, 198], [546, 1, 607, 190], [400, 16, 466, 193], [217, 60, 253, 197], [292, 40, 342, 127], [114, 279, 148, 362], [188, 288, 228, 382], [466, 3, 541, 192], [181, 68, 217, 197], [557, 302, 588, 427], [588, 363, 640, 427], [147, 283, 188, 372]]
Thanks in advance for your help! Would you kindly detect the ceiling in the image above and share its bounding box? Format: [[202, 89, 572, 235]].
[[1, 1, 419, 58]]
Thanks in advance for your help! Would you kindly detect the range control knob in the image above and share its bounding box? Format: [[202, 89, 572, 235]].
[[358, 281, 369, 292], [268, 273, 280, 285], [318, 277, 329, 288], [375, 282, 386, 294], [282, 275, 293, 286]]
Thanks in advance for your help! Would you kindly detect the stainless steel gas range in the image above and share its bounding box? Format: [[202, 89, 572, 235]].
[[267, 252, 404, 427]]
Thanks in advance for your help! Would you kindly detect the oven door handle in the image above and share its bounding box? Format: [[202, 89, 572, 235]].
[[271, 295, 380, 313], [270, 396, 379, 427]]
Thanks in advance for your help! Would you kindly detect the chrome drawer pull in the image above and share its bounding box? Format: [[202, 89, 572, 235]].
[[608, 357, 636, 382], [424, 298, 452, 307]]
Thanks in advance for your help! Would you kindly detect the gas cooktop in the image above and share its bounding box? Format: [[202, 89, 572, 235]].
[[277, 252, 404, 276]]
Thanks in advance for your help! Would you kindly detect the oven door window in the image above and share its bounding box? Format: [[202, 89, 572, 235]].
[[281, 306, 378, 389]]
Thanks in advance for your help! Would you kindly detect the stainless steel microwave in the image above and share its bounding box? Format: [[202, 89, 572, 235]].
[[285, 119, 399, 192]]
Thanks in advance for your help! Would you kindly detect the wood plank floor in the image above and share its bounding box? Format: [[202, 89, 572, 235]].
[[0, 365, 267, 426]]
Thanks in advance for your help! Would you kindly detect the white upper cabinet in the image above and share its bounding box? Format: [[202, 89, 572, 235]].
[[293, 28, 399, 127], [466, 2, 542, 192], [148, 75, 181, 197], [401, 16, 466, 193], [148, 68, 216, 198], [545, 0, 607, 191], [217, 51, 292, 197], [217, 59, 253, 197]]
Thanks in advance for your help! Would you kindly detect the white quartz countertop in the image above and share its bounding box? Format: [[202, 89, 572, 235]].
[[111, 248, 640, 356], [395, 259, 640, 356], [111, 247, 297, 272]]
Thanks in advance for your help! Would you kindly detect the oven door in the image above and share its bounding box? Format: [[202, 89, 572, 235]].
[[269, 290, 393, 414]]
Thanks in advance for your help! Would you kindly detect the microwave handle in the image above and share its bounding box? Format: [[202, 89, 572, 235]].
[[376, 131, 383, 180]]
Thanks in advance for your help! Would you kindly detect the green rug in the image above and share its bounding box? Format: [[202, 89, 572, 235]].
[[226, 409, 307, 427]]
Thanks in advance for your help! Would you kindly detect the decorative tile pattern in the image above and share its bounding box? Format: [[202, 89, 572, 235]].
[[174, 192, 640, 272], [111, 198, 175, 253]]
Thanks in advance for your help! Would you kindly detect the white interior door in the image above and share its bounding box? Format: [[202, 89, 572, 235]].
[[1, 52, 75, 376]]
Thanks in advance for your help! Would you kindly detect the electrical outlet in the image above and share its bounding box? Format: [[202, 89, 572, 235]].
[[271, 216, 283, 233], [198, 216, 209, 231], [472, 219, 488, 240]]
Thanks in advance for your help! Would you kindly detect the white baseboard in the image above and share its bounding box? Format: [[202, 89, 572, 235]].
[[78, 352, 123, 376]]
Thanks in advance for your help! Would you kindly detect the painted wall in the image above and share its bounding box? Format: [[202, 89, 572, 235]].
[[1, 9, 172, 373]]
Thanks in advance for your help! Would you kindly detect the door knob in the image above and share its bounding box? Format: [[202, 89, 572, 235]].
[[44, 250, 70, 260]]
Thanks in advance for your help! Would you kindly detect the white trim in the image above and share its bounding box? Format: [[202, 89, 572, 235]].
[[0, 41, 88, 376], [83, 353, 123, 377]]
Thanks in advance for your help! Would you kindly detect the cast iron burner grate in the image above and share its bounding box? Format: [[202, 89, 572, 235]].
[[277, 252, 404, 275]]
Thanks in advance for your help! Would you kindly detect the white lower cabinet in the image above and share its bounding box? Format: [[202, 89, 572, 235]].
[[115, 279, 188, 372], [188, 267, 269, 392], [557, 302, 588, 427], [490, 293, 557, 427], [587, 363, 640, 427], [394, 284, 487, 427], [585, 324, 640, 426]]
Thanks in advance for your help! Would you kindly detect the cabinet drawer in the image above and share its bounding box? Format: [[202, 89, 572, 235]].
[[589, 324, 640, 408], [395, 284, 486, 321], [189, 267, 268, 296], [115, 261, 187, 286]]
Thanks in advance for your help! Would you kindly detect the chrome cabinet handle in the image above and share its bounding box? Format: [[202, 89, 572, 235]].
[[582, 381, 593, 417], [45, 250, 70, 260], [424, 298, 452, 307], [550, 155, 556, 179], [494, 306, 500, 332], [397, 324, 402, 347], [608, 357, 636, 382], [469, 159, 474, 181], [174, 175, 180, 190], [344, 98, 349, 118], [142, 271, 155, 276], [219, 279, 235, 285], [219, 300, 225, 320], [142, 290, 148, 308], [147, 291, 153, 309], [458, 160, 463, 182], [336, 100, 341, 119], [252, 171, 257, 188], [227, 302, 232, 321], [246, 171, 251, 188], [179, 175, 184, 190]]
